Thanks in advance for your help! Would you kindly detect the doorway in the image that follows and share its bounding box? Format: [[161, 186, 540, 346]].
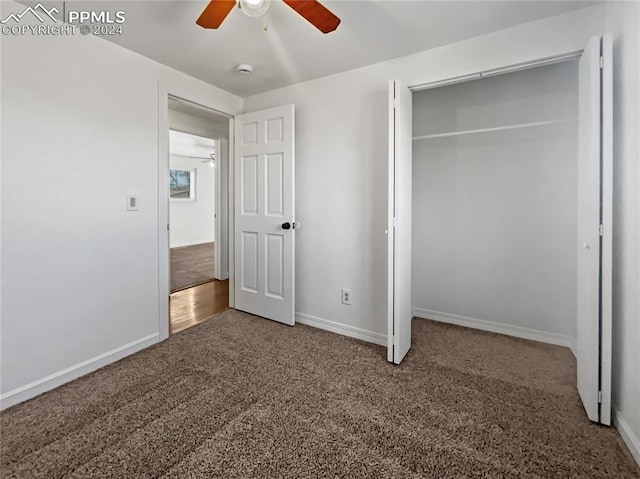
[[158, 95, 297, 337], [167, 98, 231, 334]]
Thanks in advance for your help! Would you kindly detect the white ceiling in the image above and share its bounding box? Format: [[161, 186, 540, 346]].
[[170, 129, 216, 158], [75, 1, 595, 97]]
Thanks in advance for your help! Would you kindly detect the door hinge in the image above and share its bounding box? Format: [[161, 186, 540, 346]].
[[167, 224, 170, 232], [598, 391, 603, 403], [600, 56, 604, 69], [599, 224, 604, 236], [393, 98, 397, 109], [393, 217, 397, 228]]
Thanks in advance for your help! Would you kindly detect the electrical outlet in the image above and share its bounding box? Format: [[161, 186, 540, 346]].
[[341, 288, 352, 305]]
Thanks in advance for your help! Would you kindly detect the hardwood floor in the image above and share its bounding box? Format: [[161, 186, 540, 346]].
[[169, 280, 229, 335]]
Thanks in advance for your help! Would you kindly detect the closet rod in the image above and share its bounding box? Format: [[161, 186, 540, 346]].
[[410, 51, 582, 92], [412, 118, 577, 141]]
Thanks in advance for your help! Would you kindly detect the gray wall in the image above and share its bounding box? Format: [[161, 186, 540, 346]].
[[411, 61, 579, 342]]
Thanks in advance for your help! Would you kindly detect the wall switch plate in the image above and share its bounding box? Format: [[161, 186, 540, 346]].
[[126, 194, 138, 211], [341, 288, 352, 305]]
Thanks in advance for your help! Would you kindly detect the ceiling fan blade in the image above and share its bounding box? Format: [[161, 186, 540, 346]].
[[282, 0, 341, 34], [196, 0, 236, 29]]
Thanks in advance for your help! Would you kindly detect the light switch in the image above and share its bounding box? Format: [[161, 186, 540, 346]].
[[126, 194, 138, 211]]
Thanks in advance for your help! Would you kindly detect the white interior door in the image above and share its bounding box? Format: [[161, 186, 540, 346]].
[[234, 105, 295, 325], [577, 35, 612, 425], [388, 80, 413, 364]]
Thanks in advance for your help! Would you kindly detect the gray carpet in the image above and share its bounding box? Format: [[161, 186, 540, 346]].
[[1, 311, 638, 478], [170, 242, 215, 292]]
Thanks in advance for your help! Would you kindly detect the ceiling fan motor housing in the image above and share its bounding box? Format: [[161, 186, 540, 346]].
[[238, 0, 271, 18]]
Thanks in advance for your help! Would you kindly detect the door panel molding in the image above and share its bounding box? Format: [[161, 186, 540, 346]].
[[234, 105, 295, 325]]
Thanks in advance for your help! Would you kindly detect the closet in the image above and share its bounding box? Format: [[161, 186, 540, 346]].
[[412, 61, 578, 345], [387, 35, 612, 425]]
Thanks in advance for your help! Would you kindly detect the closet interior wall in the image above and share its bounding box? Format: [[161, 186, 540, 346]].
[[412, 60, 580, 344]]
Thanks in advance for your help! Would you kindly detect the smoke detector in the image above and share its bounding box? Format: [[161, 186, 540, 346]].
[[236, 64, 253, 75]]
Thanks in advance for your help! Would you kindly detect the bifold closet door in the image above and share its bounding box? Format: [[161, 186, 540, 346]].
[[387, 80, 412, 364], [577, 35, 612, 425]]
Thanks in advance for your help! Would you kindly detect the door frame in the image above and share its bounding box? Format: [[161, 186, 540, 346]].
[[213, 137, 222, 280], [206, 136, 231, 282], [157, 86, 235, 341]]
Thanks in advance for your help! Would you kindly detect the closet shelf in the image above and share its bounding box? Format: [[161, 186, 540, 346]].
[[412, 118, 577, 141]]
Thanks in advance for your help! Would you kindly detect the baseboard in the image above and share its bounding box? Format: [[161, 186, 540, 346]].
[[614, 409, 640, 467], [295, 313, 386, 347], [170, 240, 214, 249], [413, 308, 575, 352], [0, 333, 160, 410]]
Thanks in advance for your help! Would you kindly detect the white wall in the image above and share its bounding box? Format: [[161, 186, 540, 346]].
[[0, 0, 242, 408], [243, 5, 608, 342], [169, 155, 216, 248], [412, 61, 578, 345], [606, 0, 640, 465]]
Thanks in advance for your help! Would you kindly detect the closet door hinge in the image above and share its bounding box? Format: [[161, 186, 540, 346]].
[[598, 391, 603, 403], [600, 56, 604, 69], [599, 224, 604, 236]]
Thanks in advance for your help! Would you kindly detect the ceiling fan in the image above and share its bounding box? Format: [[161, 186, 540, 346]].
[[196, 0, 341, 34], [188, 153, 216, 167]]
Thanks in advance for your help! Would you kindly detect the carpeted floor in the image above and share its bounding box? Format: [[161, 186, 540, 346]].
[[1, 311, 638, 478], [170, 242, 215, 292]]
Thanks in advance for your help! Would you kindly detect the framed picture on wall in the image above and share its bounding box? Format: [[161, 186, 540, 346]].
[[169, 169, 196, 201]]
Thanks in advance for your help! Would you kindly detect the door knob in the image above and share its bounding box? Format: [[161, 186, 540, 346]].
[[282, 222, 291, 230]]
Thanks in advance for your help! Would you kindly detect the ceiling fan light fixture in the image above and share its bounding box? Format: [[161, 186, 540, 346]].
[[197, 0, 341, 34], [238, 0, 270, 18]]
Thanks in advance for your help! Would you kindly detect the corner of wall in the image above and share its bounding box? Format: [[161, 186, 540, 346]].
[[614, 409, 640, 467]]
